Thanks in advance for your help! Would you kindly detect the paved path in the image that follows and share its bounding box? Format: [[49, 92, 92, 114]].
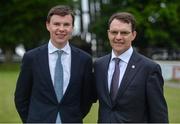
[[165, 81, 180, 88]]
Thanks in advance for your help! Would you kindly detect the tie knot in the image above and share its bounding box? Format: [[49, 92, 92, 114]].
[[57, 50, 63, 57], [114, 58, 120, 65]]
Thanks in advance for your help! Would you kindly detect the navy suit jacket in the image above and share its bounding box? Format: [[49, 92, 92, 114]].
[[94, 50, 168, 123], [14, 44, 94, 123]]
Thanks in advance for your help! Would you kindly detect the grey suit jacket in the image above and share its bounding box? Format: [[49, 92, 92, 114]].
[[94, 50, 168, 123]]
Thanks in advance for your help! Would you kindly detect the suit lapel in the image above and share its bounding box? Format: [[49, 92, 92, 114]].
[[37, 44, 57, 99], [101, 54, 113, 106], [61, 45, 80, 101], [115, 51, 141, 102]]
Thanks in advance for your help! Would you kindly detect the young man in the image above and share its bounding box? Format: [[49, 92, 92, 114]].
[[94, 12, 168, 123], [14, 5, 94, 123]]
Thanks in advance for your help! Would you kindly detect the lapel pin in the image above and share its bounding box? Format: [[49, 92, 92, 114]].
[[131, 65, 135, 69]]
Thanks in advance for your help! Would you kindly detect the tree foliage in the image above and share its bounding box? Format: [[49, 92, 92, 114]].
[[0, 0, 180, 59], [0, 0, 73, 51], [90, 0, 180, 54]]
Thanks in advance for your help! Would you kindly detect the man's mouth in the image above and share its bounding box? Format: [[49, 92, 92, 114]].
[[114, 41, 123, 45], [56, 33, 66, 38]]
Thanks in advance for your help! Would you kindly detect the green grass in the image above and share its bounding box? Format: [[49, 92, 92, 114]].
[[0, 63, 21, 123], [164, 86, 180, 123], [0, 63, 180, 123], [83, 102, 98, 123]]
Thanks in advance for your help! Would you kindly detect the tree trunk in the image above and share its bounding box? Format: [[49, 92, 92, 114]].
[[4, 48, 13, 63]]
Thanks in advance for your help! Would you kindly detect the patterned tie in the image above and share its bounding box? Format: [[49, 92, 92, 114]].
[[54, 50, 63, 123], [110, 58, 120, 102], [54, 50, 63, 102]]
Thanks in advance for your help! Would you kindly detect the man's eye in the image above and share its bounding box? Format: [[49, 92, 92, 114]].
[[110, 31, 118, 35], [121, 31, 130, 35], [109, 30, 131, 36], [64, 23, 70, 27], [113, 31, 118, 34], [53, 23, 60, 26]]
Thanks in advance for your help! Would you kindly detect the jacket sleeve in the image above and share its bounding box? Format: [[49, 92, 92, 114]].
[[146, 64, 169, 123], [81, 57, 97, 118], [14, 52, 33, 123]]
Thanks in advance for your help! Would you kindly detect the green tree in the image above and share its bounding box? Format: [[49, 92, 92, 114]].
[[89, 0, 180, 56], [0, 0, 73, 62]]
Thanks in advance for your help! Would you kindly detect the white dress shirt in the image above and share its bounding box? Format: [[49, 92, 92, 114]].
[[48, 40, 71, 94], [108, 47, 133, 92]]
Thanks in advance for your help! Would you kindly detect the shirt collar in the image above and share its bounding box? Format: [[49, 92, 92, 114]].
[[111, 47, 133, 63], [48, 40, 71, 55]]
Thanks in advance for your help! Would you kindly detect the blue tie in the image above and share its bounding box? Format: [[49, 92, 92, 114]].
[[54, 50, 63, 123], [54, 50, 63, 102]]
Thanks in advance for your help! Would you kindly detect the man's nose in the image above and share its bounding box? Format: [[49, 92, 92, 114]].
[[58, 25, 65, 30], [115, 32, 122, 39]]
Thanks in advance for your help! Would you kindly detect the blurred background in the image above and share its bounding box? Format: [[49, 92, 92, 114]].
[[0, 0, 180, 123]]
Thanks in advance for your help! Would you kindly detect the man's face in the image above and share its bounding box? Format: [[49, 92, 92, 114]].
[[46, 14, 73, 48], [108, 19, 136, 56]]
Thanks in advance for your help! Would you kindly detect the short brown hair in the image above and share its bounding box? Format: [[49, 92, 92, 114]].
[[108, 12, 136, 31], [46, 5, 74, 26]]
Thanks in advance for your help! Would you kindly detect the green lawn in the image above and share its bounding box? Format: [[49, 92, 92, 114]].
[[0, 63, 180, 123], [0, 63, 21, 123], [164, 85, 180, 123]]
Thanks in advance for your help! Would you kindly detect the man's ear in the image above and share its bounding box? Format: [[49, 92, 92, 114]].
[[132, 31, 137, 41], [46, 21, 50, 31]]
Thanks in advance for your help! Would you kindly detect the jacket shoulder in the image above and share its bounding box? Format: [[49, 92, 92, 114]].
[[25, 44, 47, 55], [22, 44, 47, 60], [137, 52, 158, 66], [134, 51, 161, 71], [94, 54, 110, 63], [70, 45, 92, 59]]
